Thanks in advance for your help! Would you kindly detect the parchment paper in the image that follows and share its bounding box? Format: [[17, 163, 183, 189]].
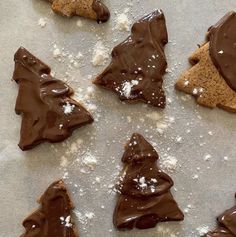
[[1, 1, 236, 236]]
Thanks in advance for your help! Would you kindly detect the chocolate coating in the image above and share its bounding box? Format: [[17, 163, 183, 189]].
[[20, 180, 78, 237], [203, 195, 236, 237], [113, 133, 184, 230], [94, 10, 168, 108], [208, 11, 236, 91], [92, 0, 110, 23], [13, 47, 93, 150]]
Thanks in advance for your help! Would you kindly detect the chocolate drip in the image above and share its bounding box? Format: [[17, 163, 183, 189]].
[[20, 180, 78, 237], [113, 133, 184, 230], [94, 10, 168, 108], [203, 195, 236, 237], [13, 47, 93, 150], [92, 0, 110, 23], [208, 11, 236, 91]]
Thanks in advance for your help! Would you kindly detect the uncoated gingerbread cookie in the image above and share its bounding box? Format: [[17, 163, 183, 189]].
[[47, 0, 110, 23], [175, 11, 236, 113]]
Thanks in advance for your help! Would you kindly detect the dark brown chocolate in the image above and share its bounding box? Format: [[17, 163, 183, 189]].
[[113, 133, 184, 230], [203, 194, 236, 237], [94, 10, 168, 108], [208, 11, 236, 91], [13, 47, 93, 150], [20, 180, 78, 237], [92, 0, 110, 23]]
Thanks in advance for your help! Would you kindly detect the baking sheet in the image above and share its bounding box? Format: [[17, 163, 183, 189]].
[[1, 0, 236, 236]]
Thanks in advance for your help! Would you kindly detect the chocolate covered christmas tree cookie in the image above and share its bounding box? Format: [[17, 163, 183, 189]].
[[113, 133, 184, 230], [94, 10, 168, 108], [20, 180, 78, 237], [176, 12, 236, 112], [13, 47, 93, 150], [47, 0, 110, 23], [202, 194, 236, 237]]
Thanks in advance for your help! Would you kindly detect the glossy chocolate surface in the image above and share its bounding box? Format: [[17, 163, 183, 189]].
[[13, 47, 93, 150], [94, 10, 168, 108], [20, 180, 78, 237], [203, 195, 236, 237], [113, 133, 184, 230], [92, 0, 110, 23], [208, 11, 236, 91]]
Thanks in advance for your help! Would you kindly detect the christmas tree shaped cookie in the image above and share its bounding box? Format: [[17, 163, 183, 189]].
[[20, 180, 78, 237], [176, 11, 236, 113], [13, 47, 93, 150], [203, 194, 236, 237], [47, 0, 110, 23], [113, 133, 184, 230], [94, 10, 168, 108]]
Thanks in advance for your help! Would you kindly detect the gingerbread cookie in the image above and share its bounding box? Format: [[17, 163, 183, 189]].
[[20, 180, 78, 237], [93, 10, 168, 108], [175, 12, 236, 112], [202, 194, 236, 237], [13, 47, 93, 150], [113, 133, 184, 230], [47, 0, 110, 23]]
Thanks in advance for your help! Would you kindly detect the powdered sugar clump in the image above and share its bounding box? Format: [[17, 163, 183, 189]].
[[82, 154, 98, 171], [121, 80, 139, 98], [161, 156, 178, 172], [76, 20, 83, 28], [38, 18, 47, 28], [133, 177, 158, 193], [60, 216, 73, 228], [197, 225, 210, 235], [115, 13, 131, 31], [91, 41, 109, 66], [63, 102, 75, 114], [73, 210, 95, 226]]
